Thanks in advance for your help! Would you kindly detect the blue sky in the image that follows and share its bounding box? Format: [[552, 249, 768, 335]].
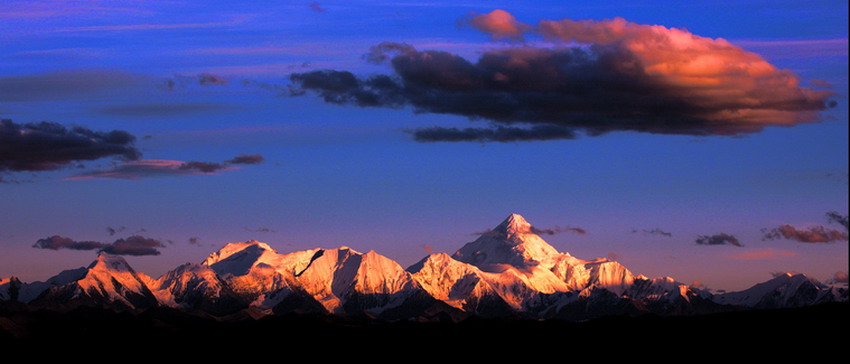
[[1, 0, 847, 291]]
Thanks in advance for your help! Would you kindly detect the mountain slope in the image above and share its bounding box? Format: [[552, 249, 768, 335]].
[[28, 253, 159, 311]]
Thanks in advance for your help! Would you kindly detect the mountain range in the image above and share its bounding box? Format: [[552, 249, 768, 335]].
[[2, 214, 847, 322]]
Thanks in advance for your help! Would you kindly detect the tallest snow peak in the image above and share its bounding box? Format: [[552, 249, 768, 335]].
[[497, 213, 532, 234]]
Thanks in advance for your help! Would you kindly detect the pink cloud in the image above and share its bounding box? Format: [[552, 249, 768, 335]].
[[65, 159, 237, 180], [467, 11, 836, 133], [728, 249, 798, 261], [468, 9, 532, 40]]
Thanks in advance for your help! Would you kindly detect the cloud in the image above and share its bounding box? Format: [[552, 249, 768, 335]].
[[244, 227, 276, 233], [227, 154, 265, 165], [188, 237, 201, 245], [475, 224, 586, 236], [33, 236, 109, 251], [179, 161, 229, 173], [33, 235, 165, 256], [288, 12, 835, 142], [95, 103, 239, 117], [309, 3, 327, 13], [761, 224, 848, 243], [695, 233, 743, 247], [67, 153, 264, 180], [530, 225, 587, 235], [826, 211, 849, 231], [467, 9, 532, 41], [729, 249, 797, 261], [0, 119, 141, 172], [421, 244, 434, 254], [0, 70, 144, 102], [99, 235, 166, 256], [410, 125, 578, 143], [106, 226, 127, 236], [67, 159, 229, 180], [631, 228, 673, 237], [162, 73, 229, 91], [829, 271, 848, 284]]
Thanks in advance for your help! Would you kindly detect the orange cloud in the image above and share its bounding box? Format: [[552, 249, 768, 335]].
[[468, 9, 531, 40], [476, 11, 836, 133], [728, 249, 797, 261]]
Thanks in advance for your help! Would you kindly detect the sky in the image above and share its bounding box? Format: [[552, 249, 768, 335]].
[[0, 0, 847, 292]]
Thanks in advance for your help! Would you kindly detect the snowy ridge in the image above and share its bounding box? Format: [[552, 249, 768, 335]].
[[713, 272, 846, 309], [2, 214, 846, 319]]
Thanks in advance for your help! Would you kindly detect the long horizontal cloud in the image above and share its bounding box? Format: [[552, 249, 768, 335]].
[[729, 249, 797, 261], [476, 224, 587, 236], [0, 119, 140, 172], [33, 236, 108, 251], [761, 224, 848, 243], [0, 70, 144, 102], [33, 235, 165, 256], [67, 153, 264, 180], [410, 125, 578, 143], [695, 233, 743, 247], [631, 228, 673, 237], [100, 236, 165, 256], [288, 11, 835, 142]]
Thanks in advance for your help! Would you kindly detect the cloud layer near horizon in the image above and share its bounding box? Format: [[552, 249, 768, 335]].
[[288, 10, 835, 142]]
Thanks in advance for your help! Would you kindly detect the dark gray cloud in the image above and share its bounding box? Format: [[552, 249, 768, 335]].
[[0, 70, 143, 102], [695, 233, 743, 247], [475, 224, 586, 236], [530, 225, 587, 235], [0, 119, 140, 172], [227, 154, 265, 165], [288, 24, 834, 143], [632, 228, 673, 237], [410, 125, 578, 143], [106, 226, 127, 236], [188, 237, 201, 245], [162, 73, 229, 91], [761, 224, 848, 243], [33, 235, 165, 256], [33, 236, 109, 251], [179, 161, 229, 173], [826, 211, 849, 231], [244, 227, 276, 233], [99, 235, 166, 256], [68, 153, 264, 180]]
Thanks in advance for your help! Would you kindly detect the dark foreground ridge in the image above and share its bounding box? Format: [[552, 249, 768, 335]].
[[1, 301, 847, 350]]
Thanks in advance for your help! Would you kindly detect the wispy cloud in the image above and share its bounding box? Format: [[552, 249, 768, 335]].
[[761, 224, 848, 243], [67, 153, 265, 180], [0, 70, 145, 102], [631, 228, 673, 237], [728, 249, 797, 261], [51, 15, 251, 33]]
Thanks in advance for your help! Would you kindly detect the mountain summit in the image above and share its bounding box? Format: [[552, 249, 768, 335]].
[[452, 213, 563, 271]]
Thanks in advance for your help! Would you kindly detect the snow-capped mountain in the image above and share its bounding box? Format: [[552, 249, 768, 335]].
[[713, 272, 847, 309], [26, 253, 159, 311], [2, 214, 846, 320]]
